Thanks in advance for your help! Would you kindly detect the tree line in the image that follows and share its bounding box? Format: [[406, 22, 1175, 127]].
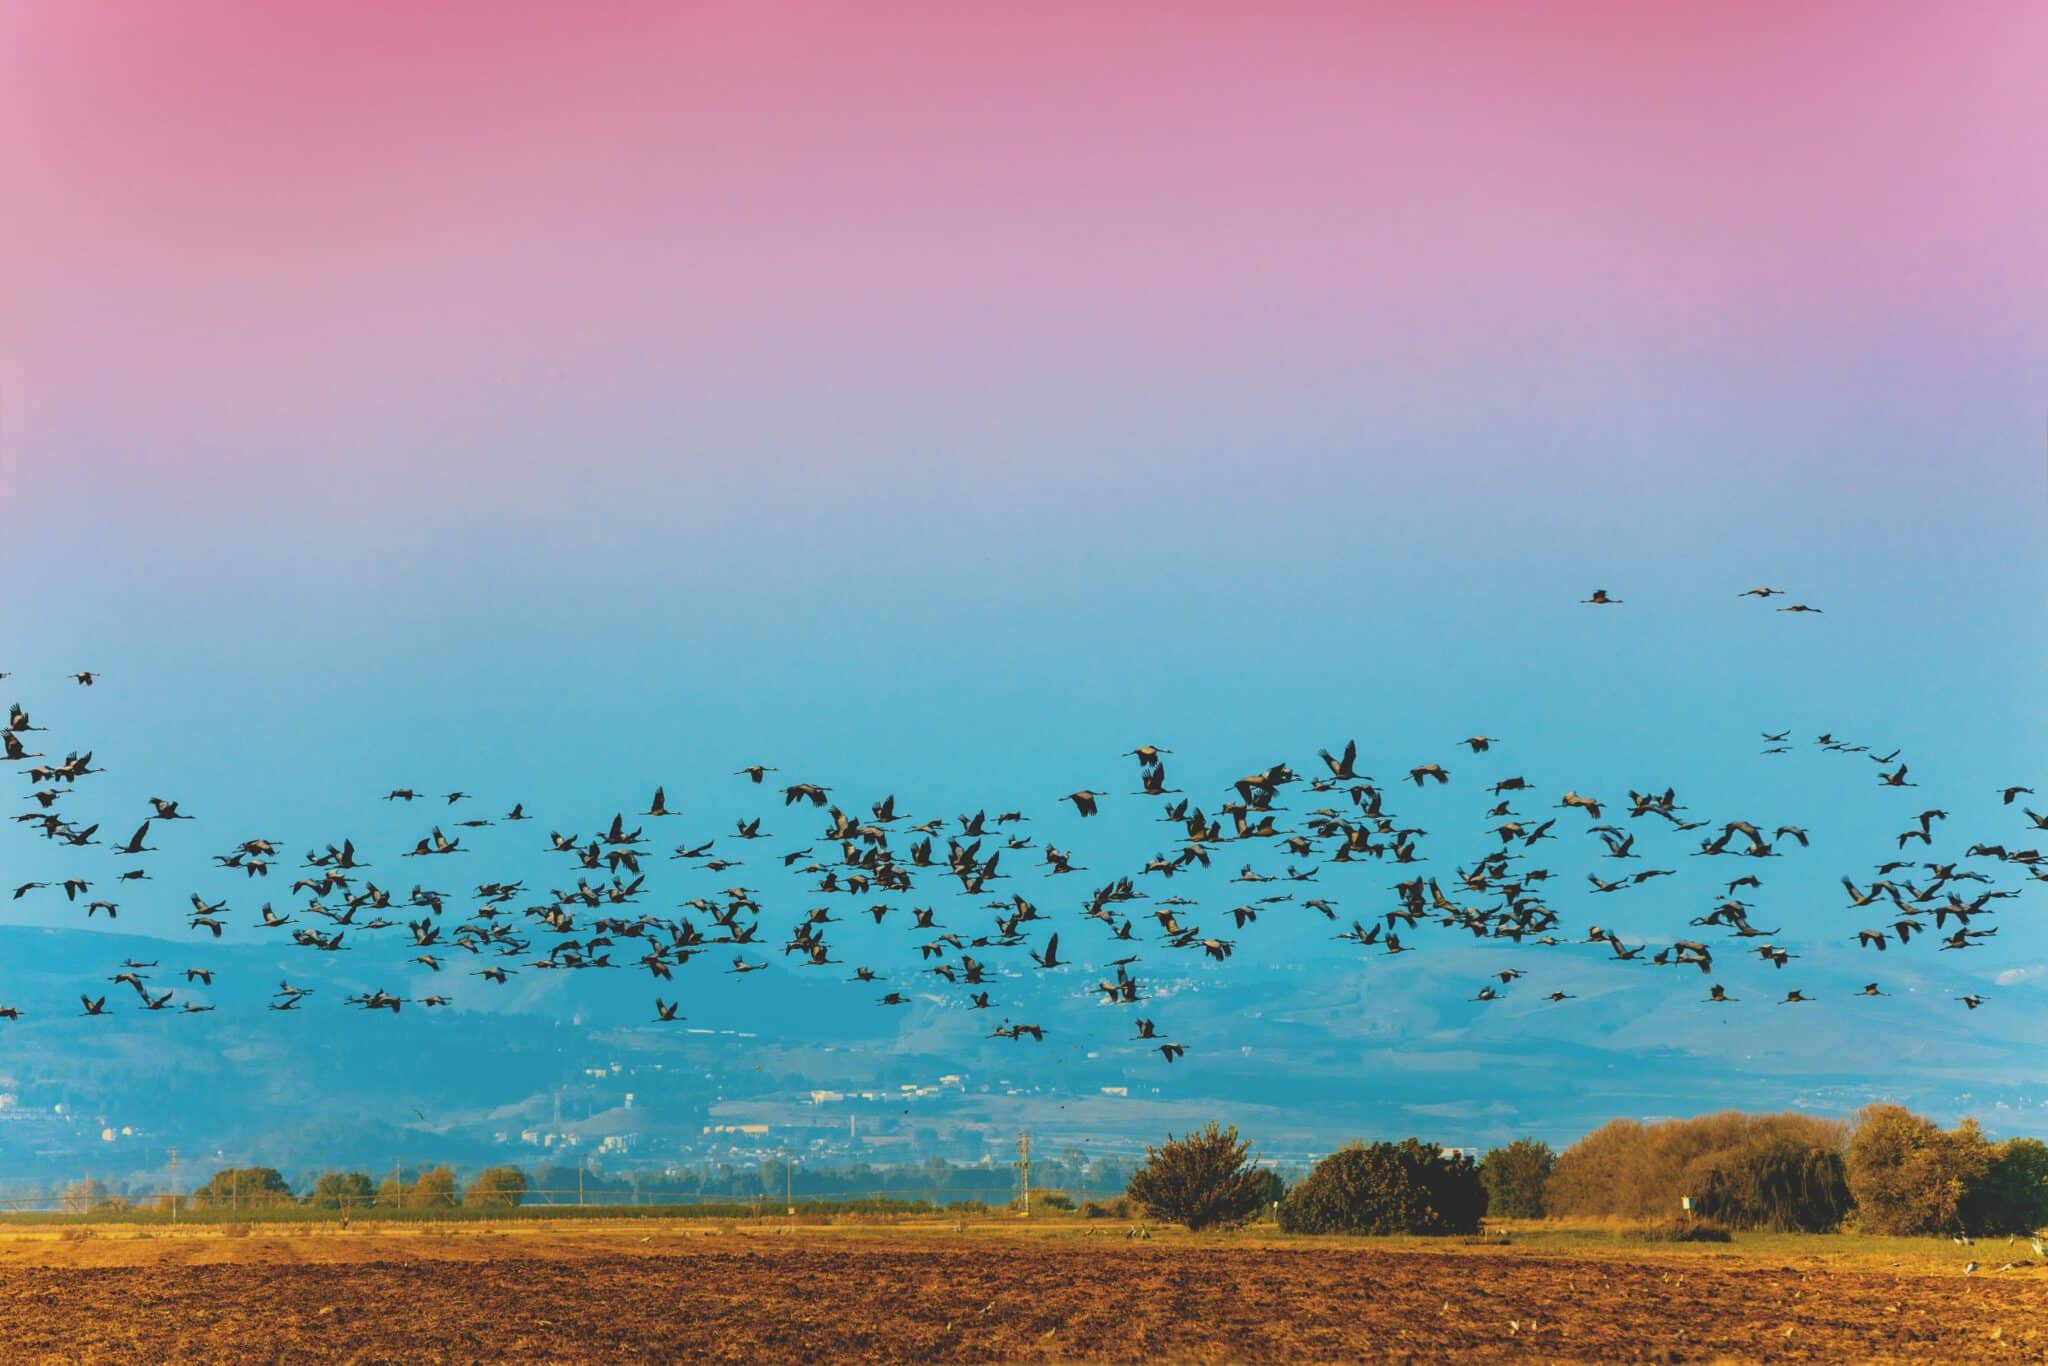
[[1535, 1106, 2048, 1235], [1121, 1106, 2048, 1237], [54, 1163, 531, 1213], [30, 1105, 2048, 1236], [40, 1153, 1131, 1216]]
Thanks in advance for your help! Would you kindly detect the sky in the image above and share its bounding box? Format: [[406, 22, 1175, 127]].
[[1, 1, 2045, 1182]]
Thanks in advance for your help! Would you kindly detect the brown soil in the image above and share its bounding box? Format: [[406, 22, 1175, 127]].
[[0, 1225, 2040, 1363]]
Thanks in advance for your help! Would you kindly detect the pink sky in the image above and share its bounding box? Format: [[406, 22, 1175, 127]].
[[5, 1, 2043, 469]]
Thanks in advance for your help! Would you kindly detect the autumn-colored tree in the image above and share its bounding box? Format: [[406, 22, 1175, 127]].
[[465, 1166, 529, 1208], [1125, 1122, 1270, 1231], [377, 1164, 465, 1209], [1845, 1105, 1992, 1235], [1541, 1119, 1643, 1216], [409, 1164, 463, 1209], [1546, 1112, 1849, 1228], [1479, 1139, 1555, 1218], [1278, 1140, 1486, 1235]]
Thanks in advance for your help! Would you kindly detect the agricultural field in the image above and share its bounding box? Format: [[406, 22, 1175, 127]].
[[0, 1218, 2042, 1363]]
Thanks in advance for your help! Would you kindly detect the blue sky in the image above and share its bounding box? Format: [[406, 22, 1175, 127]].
[[3, 1, 2045, 1179]]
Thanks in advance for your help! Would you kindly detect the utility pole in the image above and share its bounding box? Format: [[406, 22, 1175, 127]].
[[785, 1153, 795, 1217], [1017, 1133, 1030, 1218], [168, 1147, 178, 1225], [577, 1154, 585, 1207]]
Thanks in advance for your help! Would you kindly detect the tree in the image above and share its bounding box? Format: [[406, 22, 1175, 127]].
[[1125, 1122, 1270, 1231], [1084, 1156, 1130, 1193], [377, 1164, 464, 1209], [191, 1166, 293, 1209], [61, 1178, 110, 1214], [1545, 1112, 1849, 1226], [1278, 1140, 1487, 1235], [309, 1171, 374, 1210], [1959, 1137, 2048, 1236], [528, 1164, 581, 1204], [466, 1166, 529, 1208], [409, 1164, 463, 1209], [1543, 1118, 1645, 1217], [1845, 1105, 1993, 1235], [1479, 1139, 1554, 1219], [1683, 1134, 1847, 1232]]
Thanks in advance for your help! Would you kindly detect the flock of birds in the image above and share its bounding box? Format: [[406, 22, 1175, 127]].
[[1, 596, 2042, 1065]]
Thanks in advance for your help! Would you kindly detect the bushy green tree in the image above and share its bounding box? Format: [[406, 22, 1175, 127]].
[[1125, 1122, 1269, 1231], [1958, 1137, 2048, 1236], [1479, 1139, 1554, 1218], [309, 1171, 374, 1210], [191, 1166, 294, 1208], [1279, 1139, 1486, 1235], [1248, 1167, 1286, 1211], [465, 1166, 529, 1208]]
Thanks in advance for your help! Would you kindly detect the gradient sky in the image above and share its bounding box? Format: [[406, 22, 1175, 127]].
[[2, 1, 2045, 1175]]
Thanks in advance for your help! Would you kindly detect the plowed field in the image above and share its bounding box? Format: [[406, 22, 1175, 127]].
[[0, 1224, 2040, 1362]]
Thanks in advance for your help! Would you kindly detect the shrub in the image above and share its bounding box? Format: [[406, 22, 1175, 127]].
[[1278, 1140, 1486, 1235], [1081, 1196, 1135, 1220], [218, 1222, 252, 1239], [1479, 1139, 1554, 1218], [1035, 1192, 1075, 1211], [1625, 1217, 1733, 1243], [1125, 1122, 1270, 1231]]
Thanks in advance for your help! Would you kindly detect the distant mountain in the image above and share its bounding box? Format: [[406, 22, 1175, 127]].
[[1, 921, 2039, 1193]]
